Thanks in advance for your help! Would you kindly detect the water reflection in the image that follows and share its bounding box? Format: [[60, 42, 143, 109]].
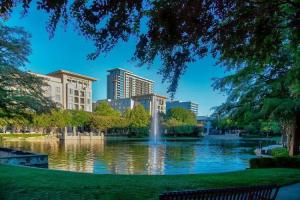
[[0, 138, 276, 174]]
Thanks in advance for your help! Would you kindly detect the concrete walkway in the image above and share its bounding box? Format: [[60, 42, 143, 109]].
[[277, 183, 300, 200]]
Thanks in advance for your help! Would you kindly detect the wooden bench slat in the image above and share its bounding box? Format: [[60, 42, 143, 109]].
[[159, 185, 280, 200]]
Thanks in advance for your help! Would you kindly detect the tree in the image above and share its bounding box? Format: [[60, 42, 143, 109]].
[[164, 108, 198, 136], [0, 23, 54, 119], [124, 105, 150, 136], [166, 108, 196, 125], [89, 115, 120, 134], [95, 101, 120, 117], [69, 110, 91, 127]]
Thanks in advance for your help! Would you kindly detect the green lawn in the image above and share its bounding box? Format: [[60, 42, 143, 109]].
[[0, 133, 44, 139], [0, 165, 300, 200]]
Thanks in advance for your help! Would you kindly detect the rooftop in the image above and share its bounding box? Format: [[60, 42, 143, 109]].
[[48, 69, 97, 81], [132, 93, 168, 99], [167, 100, 198, 105], [107, 68, 154, 83]]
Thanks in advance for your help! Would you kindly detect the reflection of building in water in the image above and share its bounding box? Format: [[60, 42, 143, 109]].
[[147, 144, 166, 175], [1, 140, 60, 154]]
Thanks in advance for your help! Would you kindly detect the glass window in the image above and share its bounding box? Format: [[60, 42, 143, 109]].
[[80, 105, 85, 110], [55, 95, 61, 101], [74, 90, 79, 96], [80, 98, 85, 104], [80, 91, 85, 97], [75, 104, 79, 110], [56, 87, 61, 93], [74, 97, 79, 103], [69, 88, 73, 94]]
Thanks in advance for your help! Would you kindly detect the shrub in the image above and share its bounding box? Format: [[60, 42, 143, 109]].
[[249, 157, 300, 169], [249, 158, 276, 168], [271, 147, 289, 157]]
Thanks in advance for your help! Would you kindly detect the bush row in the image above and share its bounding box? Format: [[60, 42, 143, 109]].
[[250, 157, 300, 169]]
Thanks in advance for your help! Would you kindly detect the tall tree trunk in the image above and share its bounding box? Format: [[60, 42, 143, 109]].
[[289, 113, 300, 156]]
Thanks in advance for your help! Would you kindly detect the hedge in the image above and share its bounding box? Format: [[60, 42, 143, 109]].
[[250, 157, 300, 169]]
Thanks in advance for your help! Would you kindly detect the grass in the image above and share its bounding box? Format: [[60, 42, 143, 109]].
[[271, 147, 289, 157], [0, 133, 44, 139], [0, 165, 300, 200]]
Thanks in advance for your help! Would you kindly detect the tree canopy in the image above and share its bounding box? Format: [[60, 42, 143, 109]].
[[124, 104, 150, 136], [0, 23, 54, 118], [166, 107, 196, 125], [94, 101, 120, 117], [2, 1, 298, 96]]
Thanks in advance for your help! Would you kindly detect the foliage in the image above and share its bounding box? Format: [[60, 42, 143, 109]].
[[163, 108, 199, 136], [0, 23, 54, 118], [1, 164, 300, 200], [89, 115, 121, 133], [271, 148, 289, 157], [2, 1, 299, 97], [95, 102, 120, 117], [124, 105, 150, 137], [0, 133, 43, 139], [69, 110, 91, 127], [166, 108, 196, 125], [212, 116, 282, 135], [0, 118, 7, 128], [250, 157, 300, 169]]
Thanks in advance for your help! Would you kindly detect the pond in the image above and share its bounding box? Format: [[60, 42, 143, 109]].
[[0, 136, 277, 175]]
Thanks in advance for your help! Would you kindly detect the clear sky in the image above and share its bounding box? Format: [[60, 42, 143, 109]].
[[4, 7, 227, 116]]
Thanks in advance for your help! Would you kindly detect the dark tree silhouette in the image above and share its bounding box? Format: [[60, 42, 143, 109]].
[[0, 1, 298, 95]]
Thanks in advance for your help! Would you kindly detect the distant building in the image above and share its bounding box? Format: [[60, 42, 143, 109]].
[[30, 69, 97, 112], [133, 94, 167, 115], [107, 68, 154, 100], [30, 73, 64, 107], [95, 94, 167, 116], [94, 98, 135, 114], [166, 101, 198, 115], [197, 116, 213, 135]]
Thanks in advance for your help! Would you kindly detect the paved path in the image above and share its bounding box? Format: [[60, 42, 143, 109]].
[[277, 183, 300, 200]]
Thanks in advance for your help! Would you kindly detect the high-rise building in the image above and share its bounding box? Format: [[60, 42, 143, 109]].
[[31, 69, 97, 112], [107, 68, 154, 99], [166, 101, 198, 115]]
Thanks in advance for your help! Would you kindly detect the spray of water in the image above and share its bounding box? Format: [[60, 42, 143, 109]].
[[150, 97, 160, 144]]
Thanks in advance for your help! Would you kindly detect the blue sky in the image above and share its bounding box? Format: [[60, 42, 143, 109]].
[[4, 7, 227, 116]]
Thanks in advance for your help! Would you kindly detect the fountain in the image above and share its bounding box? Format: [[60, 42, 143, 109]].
[[150, 98, 160, 144]]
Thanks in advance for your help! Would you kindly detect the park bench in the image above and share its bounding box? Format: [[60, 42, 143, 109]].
[[159, 185, 280, 200]]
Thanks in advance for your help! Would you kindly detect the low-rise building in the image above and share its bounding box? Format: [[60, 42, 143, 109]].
[[132, 93, 167, 115], [94, 98, 135, 113], [95, 93, 167, 116], [197, 116, 213, 135], [30, 69, 97, 112], [166, 101, 198, 115]]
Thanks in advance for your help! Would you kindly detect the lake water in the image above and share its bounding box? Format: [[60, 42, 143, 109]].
[[0, 136, 276, 175]]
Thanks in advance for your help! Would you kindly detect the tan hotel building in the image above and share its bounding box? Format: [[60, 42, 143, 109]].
[[31, 70, 96, 112]]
